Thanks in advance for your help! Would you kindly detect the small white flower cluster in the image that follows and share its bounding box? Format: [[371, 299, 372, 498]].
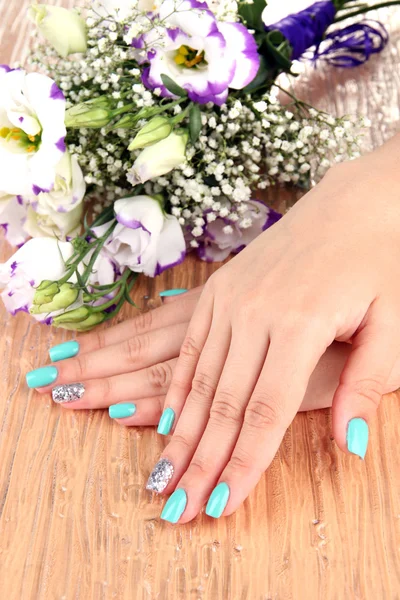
[[26, 3, 362, 246]]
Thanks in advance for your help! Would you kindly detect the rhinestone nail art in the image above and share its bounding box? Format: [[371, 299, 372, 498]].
[[146, 458, 174, 493], [52, 383, 85, 404]]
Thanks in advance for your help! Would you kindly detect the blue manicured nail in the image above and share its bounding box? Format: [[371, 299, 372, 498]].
[[206, 482, 230, 518], [347, 418, 369, 459], [26, 366, 58, 389], [159, 289, 187, 298], [49, 340, 79, 362], [161, 489, 187, 523], [109, 403, 136, 419], [157, 407, 175, 435]]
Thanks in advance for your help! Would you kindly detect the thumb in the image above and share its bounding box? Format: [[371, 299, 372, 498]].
[[332, 303, 399, 459]]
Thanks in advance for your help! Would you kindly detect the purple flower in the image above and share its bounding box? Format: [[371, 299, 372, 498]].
[[138, 0, 260, 105], [196, 200, 282, 262]]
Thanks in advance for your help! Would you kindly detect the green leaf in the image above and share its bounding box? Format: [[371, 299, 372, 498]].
[[161, 74, 187, 97], [238, 0, 267, 32], [189, 104, 202, 144], [123, 285, 137, 307]]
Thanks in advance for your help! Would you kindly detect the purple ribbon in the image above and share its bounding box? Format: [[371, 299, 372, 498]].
[[267, 1, 389, 68], [313, 21, 389, 67], [268, 1, 336, 60]]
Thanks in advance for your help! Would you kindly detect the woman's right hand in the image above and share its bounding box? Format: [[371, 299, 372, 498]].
[[34, 286, 400, 426]]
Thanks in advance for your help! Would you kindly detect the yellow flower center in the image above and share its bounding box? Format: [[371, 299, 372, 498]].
[[174, 45, 206, 68], [0, 126, 41, 153]]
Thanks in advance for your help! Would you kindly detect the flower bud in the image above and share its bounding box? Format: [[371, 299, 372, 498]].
[[65, 100, 113, 128], [53, 306, 90, 324], [128, 117, 173, 151], [54, 310, 106, 331], [32, 280, 59, 305], [30, 282, 79, 314], [28, 4, 87, 58], [127, 130, 188, 185]]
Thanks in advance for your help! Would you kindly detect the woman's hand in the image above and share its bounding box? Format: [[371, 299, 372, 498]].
[[154, 137, 400, 522]]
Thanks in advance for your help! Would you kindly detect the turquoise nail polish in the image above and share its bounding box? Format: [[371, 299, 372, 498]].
[[157, 407, 175, 435], [109, 403, 136, 419], [26, 366, 58, 389], [347, 418, 369, 459], [161, 489, 187, 523], [206, 482, 230, 518], [49, 340, 79, 362], [159, 289, 187, 298]]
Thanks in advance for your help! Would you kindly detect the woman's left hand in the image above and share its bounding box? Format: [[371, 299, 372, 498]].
[[156, 140, 400, 522]]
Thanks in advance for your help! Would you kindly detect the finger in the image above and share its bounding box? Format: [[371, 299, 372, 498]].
[[49, 359, 177, 409], [37, 323, 187, 393], [157, 326, 269, 523], [332, 301, 400, 459], [73, 289, 200, 355], [207, 326, 327, 519], [160, 286, 203, 304], [159, 287, 215, 434], [110, 396, 164, 427]]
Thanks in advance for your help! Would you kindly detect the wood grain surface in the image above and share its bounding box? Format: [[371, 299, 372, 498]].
[[1, 2, 400, 599]]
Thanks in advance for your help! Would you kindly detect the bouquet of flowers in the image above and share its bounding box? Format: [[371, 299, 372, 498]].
[[0, 0, 397, 330]]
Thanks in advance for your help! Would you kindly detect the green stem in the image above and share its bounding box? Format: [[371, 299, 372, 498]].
[[335, 1, 400, 21], [81, 220, 117, 286], [102, 274, 138, 321], [91, 269, 131, 313]]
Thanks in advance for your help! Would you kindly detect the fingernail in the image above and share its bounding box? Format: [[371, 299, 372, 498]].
[[146, 457, 174, 493], [347, 418, 369, 459], [109, 403, 136, 419], [49, 340, 79, 362], [206, 482, 230, 518], [159, 289, 187, 298], [52, 383, 85, 404], [160, 489, 187, 523], [26, 366, 58, 389], [157, 408, 175, 435]]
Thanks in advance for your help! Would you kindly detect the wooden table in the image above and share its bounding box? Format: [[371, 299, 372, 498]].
[[1, 2, 400, 599]]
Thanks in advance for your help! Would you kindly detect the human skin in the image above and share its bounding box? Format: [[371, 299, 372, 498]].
[[35, 133, 400, 522]]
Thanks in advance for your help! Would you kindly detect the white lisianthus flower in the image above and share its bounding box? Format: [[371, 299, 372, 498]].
[[0, 68, 67, 197], [138, 0, 260, 105], [22, 152, 86, 239], [93, 196, 186, 276], [0, 238, 75, 322], [127, 131, 188, 185], [28, 4, 87, 58], [0, 191, 30, 247]]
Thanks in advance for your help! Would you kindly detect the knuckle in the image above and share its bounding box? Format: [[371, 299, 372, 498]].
[[72, 353, 87, 380], [171, 432, 192, 452], [180, 336, 201, 361], [99, 377, 113, 405], [228, 452, 252, 473], [132, 310, 153, 334], [93, 329, 106, 350], [244, 394, 285, 430], [210, 390, 242, 424], [350, 377, 384, 409], [147, 362, 173, 390], [188, 456, 209, 477], [124, 334, 148, 364], [191, 370, 216, 401]]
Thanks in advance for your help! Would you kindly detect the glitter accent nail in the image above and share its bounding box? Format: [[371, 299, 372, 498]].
[[52, 383, 85, 404], [146, 458, 174, 493]]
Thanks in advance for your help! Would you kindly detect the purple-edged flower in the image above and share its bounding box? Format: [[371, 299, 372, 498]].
[[197, 200, 282, 262], [0, 193, 30, 247], [0, 238, 75, 319], [139, 0, 260, 105], [0, 70, 66, 197], [93, 195, 186, 277]]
